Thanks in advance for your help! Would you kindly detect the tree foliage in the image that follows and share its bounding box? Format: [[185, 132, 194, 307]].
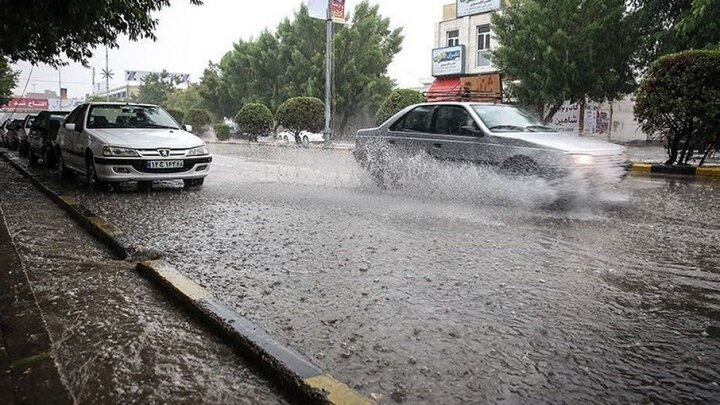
[[375, 89, 425, 125], [235, 103, 274, 142], [165, 84, 204, 113], [199, 1, 402, 135], [630, 0, 720, 68], [0, 57, 18, 106], [635, 50, 720, 166], [275, 97, 324, 143], [492, 0, 636, 122], [0, 1, 202, 65], [133, 71, 177, 106], [184, 108, 213, 133]]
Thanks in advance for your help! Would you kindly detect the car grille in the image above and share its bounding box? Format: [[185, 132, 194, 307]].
[[95, 156, 212, 174]]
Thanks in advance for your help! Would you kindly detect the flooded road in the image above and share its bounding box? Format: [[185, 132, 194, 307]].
[[6, 144, 720, 403]]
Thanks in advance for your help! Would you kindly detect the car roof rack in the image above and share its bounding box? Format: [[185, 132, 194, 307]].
[[423, 89, 504, 103]]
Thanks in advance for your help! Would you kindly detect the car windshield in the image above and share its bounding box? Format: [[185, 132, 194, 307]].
[[87, 105, 179, 129], [471, 105, 556, 133]]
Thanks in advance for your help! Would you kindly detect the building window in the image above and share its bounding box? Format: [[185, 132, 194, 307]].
[[446, 30, 460, 47], [477, 24, 491, 67]]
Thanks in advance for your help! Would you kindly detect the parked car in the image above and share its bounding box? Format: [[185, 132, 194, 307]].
[[56, 102, 212, 190], [17, 114, 37, 157], [277, 130, 325, 145], [3, 119, 25, 150], [0, 119, 9, 147], [27, 111, 69, 168], [354, 102, 631, 187]]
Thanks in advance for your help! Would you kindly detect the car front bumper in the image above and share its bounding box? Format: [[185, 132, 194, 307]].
[[93, 156, 212, 182]]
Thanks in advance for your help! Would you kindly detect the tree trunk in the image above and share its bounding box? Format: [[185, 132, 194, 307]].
[[666, 135, 681, 165], [578, 100, 586, 136], [294, 131, 302, 144], [699, 135, 719, 167], [542, 104, 561, 125]]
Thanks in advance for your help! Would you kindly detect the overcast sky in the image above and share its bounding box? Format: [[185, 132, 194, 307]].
[[12, 0, 449, 99]]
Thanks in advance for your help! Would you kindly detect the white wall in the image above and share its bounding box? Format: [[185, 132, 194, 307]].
[[437, 13, 498, 75]]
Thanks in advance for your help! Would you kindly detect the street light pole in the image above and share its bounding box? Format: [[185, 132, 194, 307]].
[[324, 5, 333, 141]]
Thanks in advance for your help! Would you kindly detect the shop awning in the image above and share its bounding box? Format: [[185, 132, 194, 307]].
[[424, 77, 463, 102]]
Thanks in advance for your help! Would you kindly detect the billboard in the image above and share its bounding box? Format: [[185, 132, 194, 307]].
[[432, 46, 465, 77], [308, 0, 346, 22], [125, 71, 190, 84], [457, 0, 502, 17], [1, 98, 49, 110]]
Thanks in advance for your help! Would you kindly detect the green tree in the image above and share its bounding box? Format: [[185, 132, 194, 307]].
[[235, 103, 274, 142], [133, 71, 177, 106], [165, 84, 204, 112], [0, 1, 202, 65], [275, 97, 324, 144], [630, 0, 720, 68], [635, 50, 720, 166], [0, 57, 18, 106], [375, 89, 425, 125], [214, 124, 231, 141], [165, 109, 185, 125], [492, 0, 636, 122], [184, 108, 213, 133]]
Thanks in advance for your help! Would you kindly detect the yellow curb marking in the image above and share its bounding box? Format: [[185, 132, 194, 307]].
[[59, 195, 80, 206], [141, 261, 210, 301], [305, 374, 374, 405], [696, 167, 720, 177], [630, 164, 652, 173], [87, 216, 122, 237]]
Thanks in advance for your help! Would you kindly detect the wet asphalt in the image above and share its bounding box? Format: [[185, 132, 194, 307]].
[[0, 158, 289, 404], [3, 144, 720, 404]]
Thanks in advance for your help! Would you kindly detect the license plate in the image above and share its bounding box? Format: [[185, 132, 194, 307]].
[[147, 160, 184, 169]]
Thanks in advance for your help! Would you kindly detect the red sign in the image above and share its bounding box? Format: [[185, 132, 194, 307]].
[[331, 0, 345, 22], [2, 98, 50, 110]]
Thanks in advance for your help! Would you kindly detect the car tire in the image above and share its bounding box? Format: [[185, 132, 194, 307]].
[[58, 151, 73, 178], [18, 142, 28, 157], [183, 178, 204, 189], [28, 149, 39, 166], [43, 148, 56, 169], [86, 155, 108, 191], [501, 156, 539, 176]]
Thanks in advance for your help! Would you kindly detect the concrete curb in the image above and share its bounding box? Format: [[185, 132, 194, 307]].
[[0, 152, 141, 260], [137, 261, 372, 405], [206, 140, 355, 151], [630, 163, 720, 177], [0, 149, 373, 405]]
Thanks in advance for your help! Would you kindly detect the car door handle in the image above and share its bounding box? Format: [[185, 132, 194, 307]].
[[388, 139, 396, 145], [433, 143, 443, 149]]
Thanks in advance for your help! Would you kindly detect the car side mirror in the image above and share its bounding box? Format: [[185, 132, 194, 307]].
[[64, 123, 76, 131], [461, 125, 483, 137], [183, 124, 193, 133]]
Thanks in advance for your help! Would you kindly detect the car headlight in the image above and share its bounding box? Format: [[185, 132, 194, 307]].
[[102, 146, 140, 157], [187, 145, 209, 156], [566, 154, 594, 165]]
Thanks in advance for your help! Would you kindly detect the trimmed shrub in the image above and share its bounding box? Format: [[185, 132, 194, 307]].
[[235, 103, 274, 142], [635, 50, 720, 166], [214, 124, 230, 141], [375, 89, 425, 125], [165, 108, 185, 125], [184, 108, 213, 133], [275, 97, 324, 144]]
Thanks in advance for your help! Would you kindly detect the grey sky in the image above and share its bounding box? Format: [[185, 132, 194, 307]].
[[12, 0, 449, 99]]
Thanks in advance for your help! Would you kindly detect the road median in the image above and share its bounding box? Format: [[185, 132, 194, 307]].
[[630, 163, 720, 177]]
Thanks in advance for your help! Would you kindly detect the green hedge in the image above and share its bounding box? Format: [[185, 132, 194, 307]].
[[214, 124, 230, 141], [184, 108, 213, 132], [275, 97, 324, 143], [235, 103, 274, 142], [165, 108, 185, 125], [635, 50, 720, 165], [375, 89, 425, 125]]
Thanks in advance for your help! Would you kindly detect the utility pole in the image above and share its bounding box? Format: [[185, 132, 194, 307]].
[[105, 47, 110, 101], [58, 68, 62, 98], [323, 3, 333, 141]]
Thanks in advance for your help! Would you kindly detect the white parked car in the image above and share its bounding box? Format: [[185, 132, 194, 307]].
[[277, 130, 325, 145], [57, 102, 212, 190]]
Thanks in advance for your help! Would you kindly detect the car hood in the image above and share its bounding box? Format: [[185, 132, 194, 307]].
[[88, 128, 205, 149], [497, 131, 625, 154]]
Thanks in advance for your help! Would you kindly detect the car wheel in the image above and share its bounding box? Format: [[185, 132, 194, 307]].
[[501, 156, 539, 176], [86, 155, 108, 191], [137, 181, 152, 191], [18, 142, 28, 157], [28, 149, 38, 166], [43, 148, 56, 169], [183, 178, 204, 189], [58, 151, 73, 178]]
